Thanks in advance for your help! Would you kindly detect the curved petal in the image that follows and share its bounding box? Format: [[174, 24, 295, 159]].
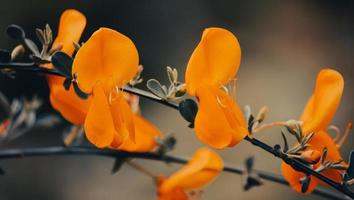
[[281, 162, 318, 194], [72, 28, 139, 93], [308, 131, 343, 162], [109, 91, 136, 148], [185, 27, 241, 96], [301, 69, 344, 134], [48, 76, 91, 124], [118, 115, 161, 152], [54, 9, 86, 56], [157, 177, 189, 200], [159, 147, 223, 193], [194, 85, 247, 149], [84, 84, 116, 148]]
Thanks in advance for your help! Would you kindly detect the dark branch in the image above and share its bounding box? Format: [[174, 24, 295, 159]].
[[0, 146, 347, 200]]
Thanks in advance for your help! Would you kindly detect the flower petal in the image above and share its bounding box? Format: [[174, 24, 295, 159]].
[[109, 91, 136, 148], [54, 9, 86, 56], [159, 147, 223, 193], [48, 76, 91, 124], [301, 69, 344, 134], [194, 85, 247, 149], [84, 83, 116, 148], [72, 28, 139, 93], [281, 162, 318, 194], [185, 27, 241, 96], [157, 177, 189, 200], [118, 115, 161, 152], [308, 131, 343, 162]]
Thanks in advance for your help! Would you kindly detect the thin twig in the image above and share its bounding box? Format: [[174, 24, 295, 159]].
[[0, 146, 347, 200]]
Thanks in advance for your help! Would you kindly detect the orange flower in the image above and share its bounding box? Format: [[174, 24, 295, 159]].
[[281, 69, 345, 194], [47, 9, 91, 125], [157, 177, 190, 200], [159, 147, 223, 195], [185, 27, 248, 149], [72, 27, 139, 148], [118, 115, 162, 152]]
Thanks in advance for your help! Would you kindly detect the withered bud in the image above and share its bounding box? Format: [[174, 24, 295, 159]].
[[300, 150, 321, 164], [285, 120, 301, 131], [256, 106, 268, 123], [11, 45, 25, 60]]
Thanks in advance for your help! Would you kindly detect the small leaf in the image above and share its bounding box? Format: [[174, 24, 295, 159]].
[[245, 156, 254, 172], [24, 38, 40, 56], [0, 50, 11, 63], [344, 151, 354, 181], [178, 99, 198, 128], [6, 24, 25, 40], [111, 158, 127, 174], [30, 55, 51, 64], [300, 175, 311, 193], [51, 51, 73, 77], [0, 92, 11, 122], [35, 28, 45, 45], [248, 114, 255, 133], [73, 81, 89, 99], [63, 78, 72, 90], [156, 134, 177, 155], [281, 131, 289, 153], [244, 105, 252, 121], [321, 147, 328, 164], [286, 126, 301, 142], [11, 45, 25, 60], [146, 79, 167, 99], [243, 174, 262, 191]]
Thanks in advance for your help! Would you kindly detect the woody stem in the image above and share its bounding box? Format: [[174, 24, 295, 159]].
[[0, 146, 346, 200]]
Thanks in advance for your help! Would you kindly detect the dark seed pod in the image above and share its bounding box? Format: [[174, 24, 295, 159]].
[[178, 99, 198, 128], [6, 24, 25, 40], [73, 81, 89, 99], [51, 51, 73, 77], [0, 50, 11, 63]]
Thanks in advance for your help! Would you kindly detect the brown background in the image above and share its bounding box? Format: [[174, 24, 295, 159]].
[[0, 1, 353, 199]]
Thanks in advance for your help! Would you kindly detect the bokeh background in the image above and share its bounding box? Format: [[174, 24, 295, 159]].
[[0, 1, 353, 199]]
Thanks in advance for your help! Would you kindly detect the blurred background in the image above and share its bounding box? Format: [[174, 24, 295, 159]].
[[0, 0, 353, 199]]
